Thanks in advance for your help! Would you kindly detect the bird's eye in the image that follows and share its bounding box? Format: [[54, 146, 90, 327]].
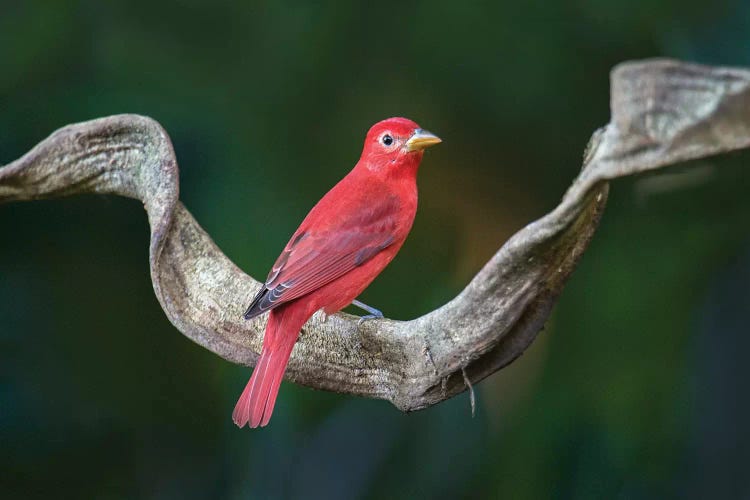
[[381, 134, 394, 146]]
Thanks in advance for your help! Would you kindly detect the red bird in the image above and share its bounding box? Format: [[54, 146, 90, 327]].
[[233, 117, 441, 428]]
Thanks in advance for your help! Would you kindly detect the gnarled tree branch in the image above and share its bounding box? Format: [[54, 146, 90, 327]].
[[2, 59, 749, 412]]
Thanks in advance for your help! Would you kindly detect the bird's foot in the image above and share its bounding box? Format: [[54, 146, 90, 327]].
[[352, 299, 384, 325], [357, 314, 381, 325]]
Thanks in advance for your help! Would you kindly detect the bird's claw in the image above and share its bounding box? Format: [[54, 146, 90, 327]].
[[357, 313, 382, 326], [352, 299, 384, 326]]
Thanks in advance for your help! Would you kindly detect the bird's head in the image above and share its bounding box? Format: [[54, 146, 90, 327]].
[[359, 117, 441, 173]]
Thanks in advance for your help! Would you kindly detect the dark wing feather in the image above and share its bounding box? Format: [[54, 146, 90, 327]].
[[242, 228, 394, 320]]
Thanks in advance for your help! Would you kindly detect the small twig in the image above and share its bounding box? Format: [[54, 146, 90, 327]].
[[462, 368, 476, 418]]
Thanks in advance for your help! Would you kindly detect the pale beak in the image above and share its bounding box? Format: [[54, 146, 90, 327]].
[[406, 128, 442, 152]]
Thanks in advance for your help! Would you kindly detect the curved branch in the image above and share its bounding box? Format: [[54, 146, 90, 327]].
[[2, 59, 749, 412]]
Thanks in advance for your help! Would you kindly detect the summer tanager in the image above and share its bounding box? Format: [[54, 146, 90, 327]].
[[233, 117, 441, 428]]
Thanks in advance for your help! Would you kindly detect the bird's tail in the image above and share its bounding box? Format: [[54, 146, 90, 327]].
[[232, 304, 311, 428]]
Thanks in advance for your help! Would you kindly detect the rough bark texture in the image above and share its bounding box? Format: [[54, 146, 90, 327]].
[[1, 59, 749, 412]]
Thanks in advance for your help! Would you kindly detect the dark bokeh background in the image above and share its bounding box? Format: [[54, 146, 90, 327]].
[[2, 1, 750, 498]]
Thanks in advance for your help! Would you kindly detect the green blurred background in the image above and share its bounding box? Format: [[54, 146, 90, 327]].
[[2, 0, 750, 498]]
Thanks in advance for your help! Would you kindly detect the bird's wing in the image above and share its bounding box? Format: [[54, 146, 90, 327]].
[[242, 226, 395, 319]]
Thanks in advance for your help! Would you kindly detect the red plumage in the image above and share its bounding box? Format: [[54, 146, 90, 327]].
[[232, 117, 441, 428]]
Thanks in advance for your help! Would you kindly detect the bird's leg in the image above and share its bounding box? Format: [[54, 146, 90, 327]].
[[351, 299, 384, 325]]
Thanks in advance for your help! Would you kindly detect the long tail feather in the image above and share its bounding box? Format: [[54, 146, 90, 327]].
[[231, 351, 270, 427], [232, 304, 310, 428]]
